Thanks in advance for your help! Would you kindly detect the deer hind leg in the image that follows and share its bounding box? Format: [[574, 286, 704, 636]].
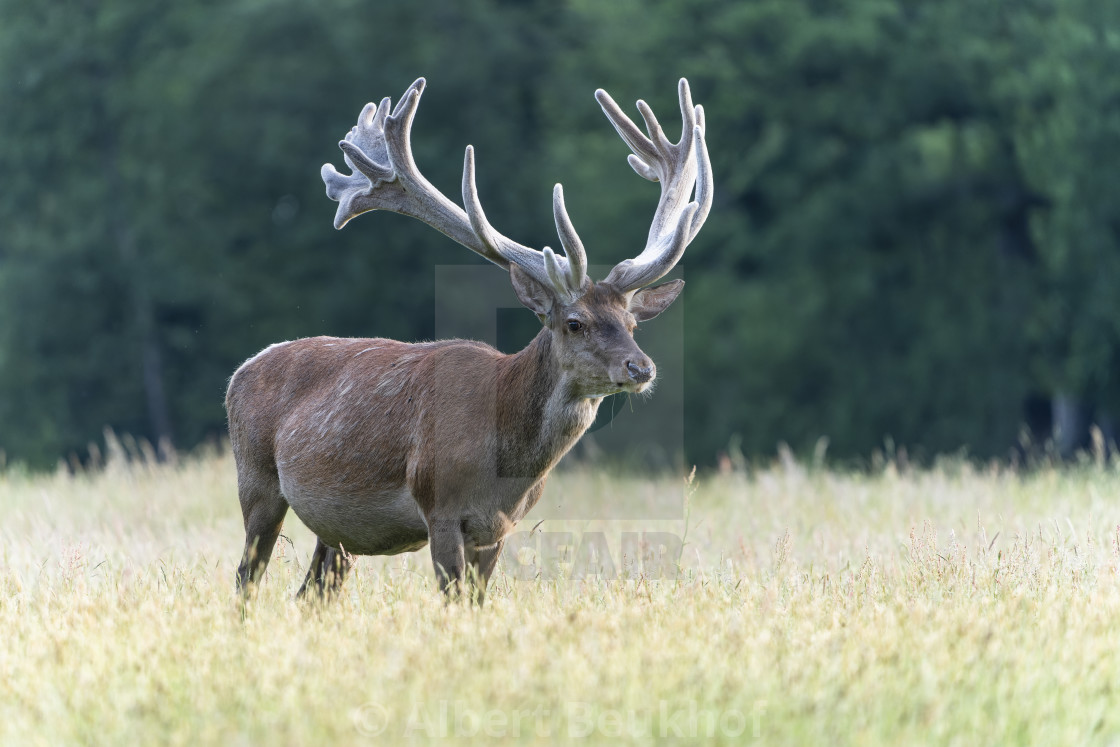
[[235, 474, 288, 597], [296, 538, 353, 600]]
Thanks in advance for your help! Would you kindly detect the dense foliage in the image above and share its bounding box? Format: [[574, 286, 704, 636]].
[[2, 0, 1119, 467]]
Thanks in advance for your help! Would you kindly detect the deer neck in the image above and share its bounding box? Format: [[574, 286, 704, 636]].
[[497, 328, 601, 480]]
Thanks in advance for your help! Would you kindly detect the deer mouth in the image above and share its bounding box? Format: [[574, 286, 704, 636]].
[[613, 378, 654, 395]]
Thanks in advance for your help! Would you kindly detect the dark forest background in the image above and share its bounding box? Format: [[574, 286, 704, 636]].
[[3, 0, 1120, 469]]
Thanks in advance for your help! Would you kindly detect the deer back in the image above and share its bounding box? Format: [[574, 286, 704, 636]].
[[227, 336, 506, 501]]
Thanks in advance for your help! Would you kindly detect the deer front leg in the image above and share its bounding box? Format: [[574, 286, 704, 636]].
[[429, 518, 466, 599]]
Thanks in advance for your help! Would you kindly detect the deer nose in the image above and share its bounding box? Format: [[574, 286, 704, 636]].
[[626, 360, 654, 384]]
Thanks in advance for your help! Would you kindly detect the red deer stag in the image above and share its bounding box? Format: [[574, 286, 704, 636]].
[[228, 78, 711, 601]]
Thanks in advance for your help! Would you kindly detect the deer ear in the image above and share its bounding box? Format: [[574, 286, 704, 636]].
[[509, 264, 555, 322], [628, 279, 684, 321]]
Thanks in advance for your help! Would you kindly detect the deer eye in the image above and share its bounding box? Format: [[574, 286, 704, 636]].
[[566, 319, 584, 333]]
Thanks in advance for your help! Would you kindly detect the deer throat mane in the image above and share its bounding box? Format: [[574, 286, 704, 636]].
[[497, 329, 601, 477]]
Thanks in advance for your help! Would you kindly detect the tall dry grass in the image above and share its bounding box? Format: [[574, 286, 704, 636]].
[[2, 440, 1119, 744]]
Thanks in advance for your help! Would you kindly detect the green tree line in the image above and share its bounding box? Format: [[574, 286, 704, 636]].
[[2, 0, 1119, 468]]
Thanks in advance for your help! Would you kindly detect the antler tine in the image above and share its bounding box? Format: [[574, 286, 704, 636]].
[[462, 150, 589, 302], [595, 89, 659, 171], [689, 119, 714, 243], [323, 78, 592, 304], [552, 184, 588, 294], [598, 78, 713, 293], [462, 146, 562, 290], [380, 82, 426, 193], [460, 145, 507, 258]]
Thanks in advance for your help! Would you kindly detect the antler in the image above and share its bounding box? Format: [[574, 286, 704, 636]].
[[595, 79, 712, 293], [322, 78, 588, 302]]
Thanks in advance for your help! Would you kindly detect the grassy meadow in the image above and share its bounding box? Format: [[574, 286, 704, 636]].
[[2, 438, 1120, 744]]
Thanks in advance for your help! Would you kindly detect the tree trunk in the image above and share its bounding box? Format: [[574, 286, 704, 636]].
[[141, 328, 174, 458], [1052, 391, 1081, 457]]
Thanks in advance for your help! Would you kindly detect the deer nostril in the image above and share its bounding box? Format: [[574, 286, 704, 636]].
[[626, 361, 653, 383]]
